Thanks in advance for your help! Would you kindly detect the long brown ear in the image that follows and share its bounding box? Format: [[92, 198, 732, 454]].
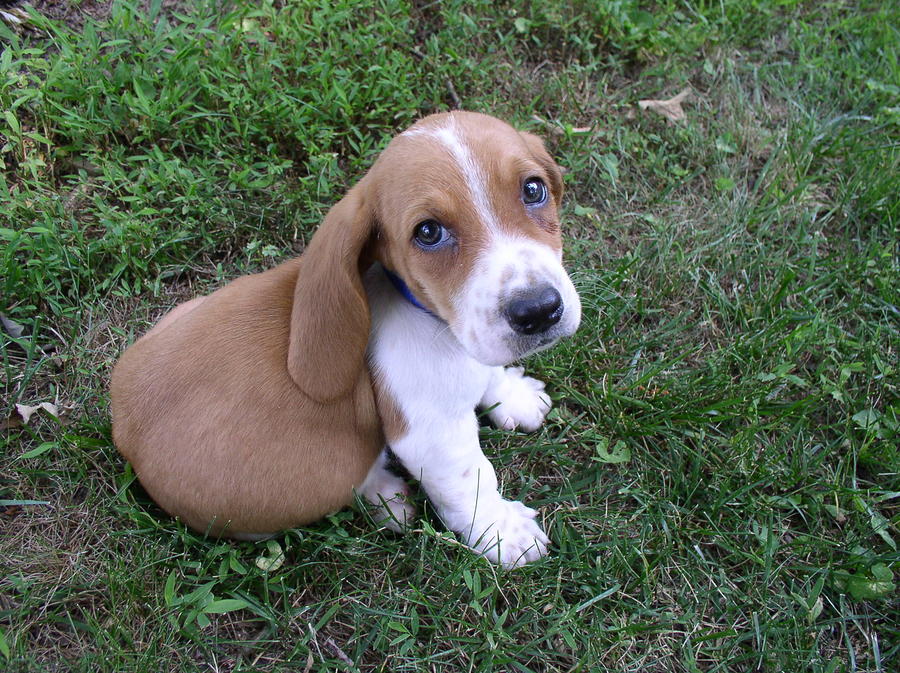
[[521, 131, 564, 205], [288, 178, 375, 403]]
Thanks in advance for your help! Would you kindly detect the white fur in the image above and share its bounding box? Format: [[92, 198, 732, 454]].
[[481, 366, 551, 432], [363, 269, 551, 569], [360, 118, 580, 568], [404, 116, 500, 231], [431, 121, 500, 232], [404, 116, 582, 366], [452, 234, 582, 366], [358, 447, 415, 533]]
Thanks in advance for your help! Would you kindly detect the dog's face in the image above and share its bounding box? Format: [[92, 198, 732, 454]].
[[370, 111, 581, 366]]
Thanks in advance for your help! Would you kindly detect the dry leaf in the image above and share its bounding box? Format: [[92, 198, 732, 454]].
[[638, 88, 692, 123], [0, 505, 22, 519], [255, 540, 285, 572], [1, 314, 53, 358], [0, 7, 29, 26], [0, 314, 25, 339], [14, 403, 44, 425], [324, 638, 354, 666], [12, 402, 75, 426], [55, 403, 76, 425]]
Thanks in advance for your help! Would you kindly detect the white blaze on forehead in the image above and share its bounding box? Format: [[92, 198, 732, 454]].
[[405, 117, 500, 231]]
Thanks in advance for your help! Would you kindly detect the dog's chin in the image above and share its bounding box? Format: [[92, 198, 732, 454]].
[[455, 329, 565, 368], [504, 331, 572, 364]]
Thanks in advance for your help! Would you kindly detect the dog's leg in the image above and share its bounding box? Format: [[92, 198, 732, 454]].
[[481, 366, 551, 432], [358, 447, 415, 533], [366, 274, 550, 567], [391, 419, 549, 568]]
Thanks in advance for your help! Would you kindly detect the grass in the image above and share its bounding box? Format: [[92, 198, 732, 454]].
[[1, 0, 897, 670]]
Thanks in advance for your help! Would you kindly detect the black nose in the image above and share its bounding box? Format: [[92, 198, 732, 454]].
[[505, 286, 563, 335]]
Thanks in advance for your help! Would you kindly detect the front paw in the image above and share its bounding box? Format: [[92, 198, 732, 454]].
[[462, 498, 550, 569], [486, 367, 551, 432]]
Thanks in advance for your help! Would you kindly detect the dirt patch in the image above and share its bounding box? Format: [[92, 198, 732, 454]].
[[3, 0, 202, 33]]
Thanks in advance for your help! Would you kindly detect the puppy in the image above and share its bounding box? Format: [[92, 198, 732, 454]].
[[111, 111, 581, 568]]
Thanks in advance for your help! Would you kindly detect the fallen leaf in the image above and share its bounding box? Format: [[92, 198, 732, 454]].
[[592, 437, 632, 464], [0, 314, 25, 339], [12, 402, 75, 426], [638, 88, 692, 123], [255, 539, 285, 572], [0, 505, 22, 519], [55, 403, 76, 425], [325, 638, 355, 666], [0, 8, 29, 26], [14, 403, 42, 425]]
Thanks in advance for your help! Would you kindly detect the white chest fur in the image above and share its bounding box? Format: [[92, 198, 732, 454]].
[[366, 266, 493, 423], [360, 266, 553, 568]]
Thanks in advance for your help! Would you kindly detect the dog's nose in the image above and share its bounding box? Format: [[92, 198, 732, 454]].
[[505, 286, 563, 335]]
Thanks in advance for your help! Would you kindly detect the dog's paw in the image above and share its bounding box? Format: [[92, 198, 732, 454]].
[[462, 498, 549, 569], [371, 489, 416, 533], [485, 366, 551, 432], [359, 460, 416, 533]]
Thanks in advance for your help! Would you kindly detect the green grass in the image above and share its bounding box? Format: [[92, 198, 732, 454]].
[[1, 0, 897, 671]]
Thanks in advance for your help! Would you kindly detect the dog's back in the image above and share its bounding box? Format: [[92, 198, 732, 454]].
[[110, 258, 382, 537]]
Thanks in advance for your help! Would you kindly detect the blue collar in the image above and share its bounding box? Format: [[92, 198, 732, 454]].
[[383, 267, 437, 318]]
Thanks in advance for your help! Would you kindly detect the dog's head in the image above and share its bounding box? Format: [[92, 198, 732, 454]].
[[288, 111, 581, 401]]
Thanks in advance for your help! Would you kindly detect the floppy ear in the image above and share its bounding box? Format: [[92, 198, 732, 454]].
[[287, 178, 375, 403], [521, 131, 564, 205]]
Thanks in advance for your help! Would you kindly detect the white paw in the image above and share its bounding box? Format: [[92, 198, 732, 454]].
[[485, 367, 551, 432], [462, 498, 550, 569], [370, 487, 416, 533], [359, 455, 416, 533]]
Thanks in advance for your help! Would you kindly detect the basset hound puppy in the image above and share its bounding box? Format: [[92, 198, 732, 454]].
[[111, 111, 581, 568]]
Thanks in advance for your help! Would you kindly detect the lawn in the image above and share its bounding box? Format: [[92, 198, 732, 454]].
[[1, 0, 897, 671]]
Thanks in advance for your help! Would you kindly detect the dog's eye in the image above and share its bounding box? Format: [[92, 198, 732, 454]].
[[522, 177, 548, 205], [413, 220, 446, 247]]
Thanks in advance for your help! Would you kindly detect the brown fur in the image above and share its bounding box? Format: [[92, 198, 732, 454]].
[[372, 373, 409, 444], [111, 260, 383, 536], [371, 115, 564, 319], [110, 111, 563, 537]]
